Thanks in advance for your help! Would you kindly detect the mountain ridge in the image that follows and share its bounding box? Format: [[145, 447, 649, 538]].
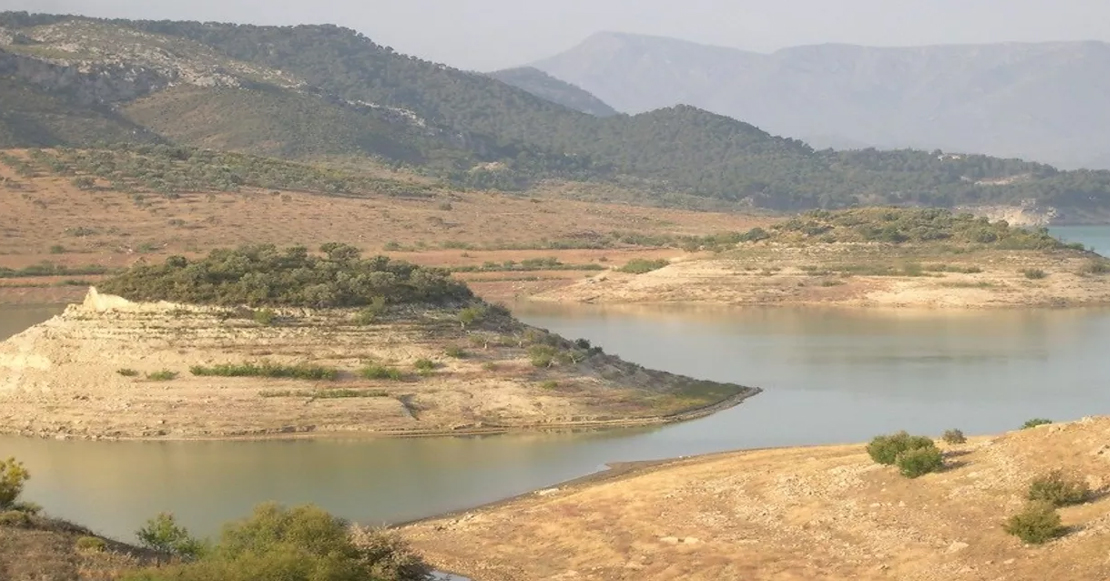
[[3, 11, 1110, 219], [486, 66, 618, 117], [532, 32, 1110, 170]]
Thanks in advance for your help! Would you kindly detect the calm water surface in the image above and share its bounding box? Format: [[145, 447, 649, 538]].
[[1, 226, 1109, 542]]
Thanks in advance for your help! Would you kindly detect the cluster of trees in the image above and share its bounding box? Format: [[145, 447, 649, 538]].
[[21, 146, 436, 198], [6, 13, 1110, 212], [99, 244, 473, 308], [749, 208, 1082, 250]]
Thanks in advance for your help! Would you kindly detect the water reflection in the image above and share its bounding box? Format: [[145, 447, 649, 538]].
[[3, 300, 1110, 542]]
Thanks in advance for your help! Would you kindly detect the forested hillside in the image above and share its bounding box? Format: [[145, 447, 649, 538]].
[[2, 11, 1110, 216]]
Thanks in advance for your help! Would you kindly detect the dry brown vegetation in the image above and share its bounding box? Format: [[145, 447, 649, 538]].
[[402, 417, 1110, 581], [0, 512, 161, 581]]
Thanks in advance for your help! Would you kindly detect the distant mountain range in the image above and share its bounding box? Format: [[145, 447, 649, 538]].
[[531, 32, 1110, 170], [2, 12, 1110, 220], [487, 67, 617, 117]]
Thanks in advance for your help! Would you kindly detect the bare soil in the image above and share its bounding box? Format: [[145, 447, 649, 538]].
[[0, 290, 758, 440], [537, 244, 1110, 308], [402, 417, 1110, 581]]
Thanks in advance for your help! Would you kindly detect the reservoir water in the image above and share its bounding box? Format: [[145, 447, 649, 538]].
[[1, 226, 1109, 542]]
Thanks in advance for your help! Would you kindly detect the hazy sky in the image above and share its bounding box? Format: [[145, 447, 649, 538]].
[[4, 0, 1109, 70]]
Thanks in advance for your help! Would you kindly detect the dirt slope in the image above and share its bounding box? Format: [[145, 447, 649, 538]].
[[402, 417, 1110, 581]]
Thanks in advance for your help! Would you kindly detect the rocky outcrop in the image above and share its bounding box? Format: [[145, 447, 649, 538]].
[[0, 289, 757, 440], [0, 49, 169, 106]]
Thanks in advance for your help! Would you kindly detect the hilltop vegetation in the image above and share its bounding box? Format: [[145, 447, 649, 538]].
[[99, 244, 472, 308], [2, 12, 1110, 215], [0, 146, 436, 197], [737, 208, 1084, 250]]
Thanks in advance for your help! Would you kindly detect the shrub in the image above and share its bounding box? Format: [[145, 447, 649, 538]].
[[76, 536, 107, 552], [1080, 259, 1110, 275], [252, 309, 276, 326], [0, 457, 30, 509], [146, 370, 178, 381], [895, 446, 944, 478], [444, 346, 467, 359], [136, 513, 204, 558], [1021, 268, 1048, 280], [539, 380, 559, 390], [528, 345, 558, 368], [9, 501, 41, 515], [0, 510, 30, 527], [482, 362, 498, 371], [312, 389, 388, 399], [618, 258, 669, 274], [49, 245, 66, 254], [354, 296, 387, 325], [866, 432, 935, 466], [1028, 470, 1090, 507], [1004, 502, 1065, 544], [458, 306, 486, 328], [1022, 418, 1052, 429], [117, 368, 140, 377], [360, 364, 404, 381], [413, 358, 436, 372], [98, 245, 472, 308], [942, 429, 967, 444], [190, 362, 338, 381], [123, 504, 431, 581]]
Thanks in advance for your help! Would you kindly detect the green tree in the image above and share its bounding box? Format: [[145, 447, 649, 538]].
[[0, 457, 30, 509], [136, 513, 205, 558]]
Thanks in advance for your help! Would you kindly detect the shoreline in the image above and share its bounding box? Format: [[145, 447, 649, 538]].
[[0, 386, 760, 443]]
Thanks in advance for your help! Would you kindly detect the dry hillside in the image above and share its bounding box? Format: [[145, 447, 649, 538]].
[[402, 417, 1110, 581], [0, 149, 766, 304]]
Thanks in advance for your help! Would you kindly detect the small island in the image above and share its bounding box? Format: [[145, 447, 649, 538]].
[[539, 208, 1110, 308], [0, 244, 758, 440]]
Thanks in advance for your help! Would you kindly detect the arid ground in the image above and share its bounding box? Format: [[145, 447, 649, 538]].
[[402, 417, 1110, 581]]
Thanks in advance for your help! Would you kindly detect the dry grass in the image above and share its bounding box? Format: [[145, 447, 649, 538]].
[[0, 149, 767, 304], [538, 244, 1110, 308], [402, 417, 1110, 581], [0, 513, 162, 580]]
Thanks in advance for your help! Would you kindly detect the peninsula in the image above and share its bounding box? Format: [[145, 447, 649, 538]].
[[538, 208, 1110, 308], [0, 244, 758, 440]]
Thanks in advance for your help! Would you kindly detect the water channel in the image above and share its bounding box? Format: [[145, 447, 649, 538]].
[[0, 226, 1108, 542]]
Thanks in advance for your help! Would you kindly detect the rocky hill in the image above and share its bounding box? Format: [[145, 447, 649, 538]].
[[3, 12, 1110, 218], [533, 32, 1110, 170]]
